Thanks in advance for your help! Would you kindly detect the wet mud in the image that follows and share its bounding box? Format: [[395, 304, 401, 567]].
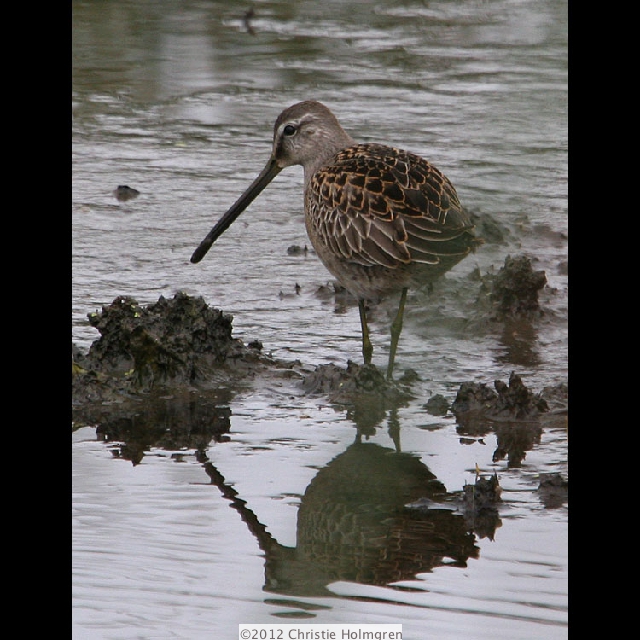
[[72, 291, 296, 402], [73, 253, 564, 405], [72, 291, 295, 436], [71, 237, 564, 629], [73, 252, 566, 494]]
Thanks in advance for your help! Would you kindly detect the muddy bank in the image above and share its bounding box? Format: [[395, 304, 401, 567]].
[[75, 292, 264, 386], [73, 292, 290, 401], [72, 292, 299, 431], [72, 254, 548, 387], [72, 257, 566, 502], [73, 253, 565, 441]]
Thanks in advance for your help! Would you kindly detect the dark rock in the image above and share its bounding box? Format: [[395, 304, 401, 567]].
[[84, 292, 247, 379], [451, 373, 555, 467], [463, 473, 502, 509], [469, 255, 548, 331], [424, 394, 450, 416], [113, 185, 140, 201], [287, 245, 309, 255], [490, 255, 547, 320], [451, 371, 548, 422]]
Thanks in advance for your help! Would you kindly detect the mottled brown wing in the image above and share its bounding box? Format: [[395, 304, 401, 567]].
[[307, 143, 474, 269]]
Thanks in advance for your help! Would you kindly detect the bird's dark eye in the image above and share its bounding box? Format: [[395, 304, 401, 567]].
[[283, 124, 296, 136]]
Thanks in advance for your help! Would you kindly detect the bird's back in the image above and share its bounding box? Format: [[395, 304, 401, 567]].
[[305, 143, 477, 299]]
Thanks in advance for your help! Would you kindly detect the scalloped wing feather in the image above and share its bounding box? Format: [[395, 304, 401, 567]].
[[307, 143, 475, 269]]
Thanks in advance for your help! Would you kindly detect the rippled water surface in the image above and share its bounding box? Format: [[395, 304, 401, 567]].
[[72, 1, 568, 638]]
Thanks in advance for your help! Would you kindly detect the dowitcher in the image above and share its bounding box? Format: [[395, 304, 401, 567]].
[[191, 101, 478, 379]]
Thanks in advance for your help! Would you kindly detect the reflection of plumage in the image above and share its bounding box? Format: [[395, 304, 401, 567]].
[[292, 443, 477, 591], [205, 443, 479, 597]]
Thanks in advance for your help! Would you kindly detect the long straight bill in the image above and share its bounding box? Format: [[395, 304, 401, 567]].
[[190, 156, 282, 263]]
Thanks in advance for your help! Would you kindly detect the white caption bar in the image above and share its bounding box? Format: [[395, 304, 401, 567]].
[[239, 625, 402, 640]]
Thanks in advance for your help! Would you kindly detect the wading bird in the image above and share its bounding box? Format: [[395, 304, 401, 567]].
[[191, 101, 478, 379]]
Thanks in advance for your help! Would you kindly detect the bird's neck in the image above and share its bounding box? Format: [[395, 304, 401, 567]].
[[303, 129, 356, 187]]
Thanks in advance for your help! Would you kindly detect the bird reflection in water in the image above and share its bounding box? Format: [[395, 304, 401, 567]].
[[203, 441, 481, 598]]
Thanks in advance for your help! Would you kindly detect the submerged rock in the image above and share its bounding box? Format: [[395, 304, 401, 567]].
[[302, 361, 413, 401], [302, 361, 392, 398], [468, 209, 511, 245], [469, 254, 548, 329]]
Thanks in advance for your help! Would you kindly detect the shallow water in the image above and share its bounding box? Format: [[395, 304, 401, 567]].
[[72, 1, 567, 638]]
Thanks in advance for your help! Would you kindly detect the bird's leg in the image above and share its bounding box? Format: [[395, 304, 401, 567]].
[[358, 299, 373, 365], [386, 287, 408, 380]]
